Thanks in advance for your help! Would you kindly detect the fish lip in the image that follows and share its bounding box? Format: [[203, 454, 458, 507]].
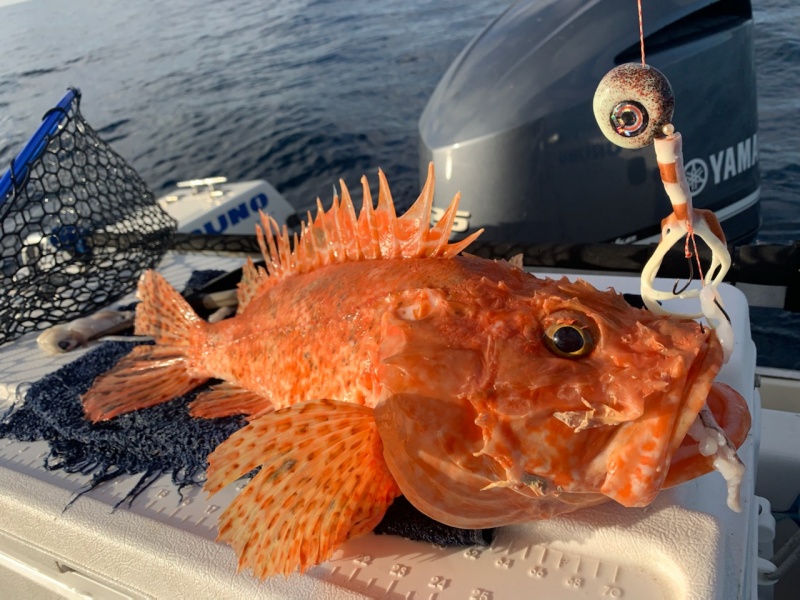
[[598, 326, 733, 507], [672, 333, 725, 449], [663, 334, 751, 491], [668, 384, 751, 466]]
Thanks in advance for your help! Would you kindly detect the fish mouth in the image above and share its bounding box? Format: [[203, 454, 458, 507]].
[[602, 329, 751, 510], [662, 322, 752, 510], [663, 380, 751, 510]]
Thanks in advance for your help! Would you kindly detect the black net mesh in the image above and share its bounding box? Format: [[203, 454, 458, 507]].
[[0, 88, 176, 346]]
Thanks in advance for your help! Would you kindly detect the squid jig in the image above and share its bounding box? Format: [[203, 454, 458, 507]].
[[592, 61, 734, 363]]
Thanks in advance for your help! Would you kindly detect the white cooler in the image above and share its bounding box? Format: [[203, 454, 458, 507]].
[[0, 254, 760, 599]]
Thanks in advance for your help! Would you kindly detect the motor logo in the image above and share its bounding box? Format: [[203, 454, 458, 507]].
[[686, 133, 758, 196]]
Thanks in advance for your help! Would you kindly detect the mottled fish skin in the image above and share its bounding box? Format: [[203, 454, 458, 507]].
[[81, 164, 750, 578], [372, 267, 750, 528]]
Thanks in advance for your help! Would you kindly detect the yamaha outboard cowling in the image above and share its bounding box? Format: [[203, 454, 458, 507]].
[[419, 0, 759, 245]]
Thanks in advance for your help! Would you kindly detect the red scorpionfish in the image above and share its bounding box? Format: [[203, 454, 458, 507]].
[[81, 165, 751, 578]]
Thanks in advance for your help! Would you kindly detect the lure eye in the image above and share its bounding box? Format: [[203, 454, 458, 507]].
[[611, 100, 647, 137], [593, 63, 674, 149], [544, 323, 594, 358]]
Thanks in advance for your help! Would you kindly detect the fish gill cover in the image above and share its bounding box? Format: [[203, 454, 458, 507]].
[[0, 89, 176, 346]]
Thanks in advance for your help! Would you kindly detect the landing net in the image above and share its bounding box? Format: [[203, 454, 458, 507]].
[[0, 88, 176, 346]]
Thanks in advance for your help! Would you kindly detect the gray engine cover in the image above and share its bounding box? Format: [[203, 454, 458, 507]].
[[419, 0, 759, 244]]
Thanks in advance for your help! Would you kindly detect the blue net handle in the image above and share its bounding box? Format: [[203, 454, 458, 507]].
[[0, 87, 175, 346], [0, 88, 80, 208]]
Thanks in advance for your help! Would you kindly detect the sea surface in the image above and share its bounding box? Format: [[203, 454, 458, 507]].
[[0, 0, 798, 365], [0, 0, 510, 212]]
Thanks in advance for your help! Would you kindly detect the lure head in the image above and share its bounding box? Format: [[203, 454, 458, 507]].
[[593, 62, 675, 149], [373, 259, 749, 528]]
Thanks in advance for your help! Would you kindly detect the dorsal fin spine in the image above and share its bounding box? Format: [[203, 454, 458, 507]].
[[300, 217, 313, 271], [258, 212, 281, 277], [312, 212, 328, 267], [294, 230, 306, 273], [340, 180, 364, 260], [278, 223, 292, 272], [299, 211, 311, 269], [358, 178, 380, 259], [332, 197, 347, 262], [429, 191, 459, 254], [338, 182, 362, 261], [376, 170, 399, 258], [315, 200, 335, 266], [322, 196, 342, 262], [397, 162, 435, 255], [311, 203, 325, 266], [237, 257, 261, 311], [295, 223, 307, 272], [252, 164, 482, 284], [254, 222, 273, 277]]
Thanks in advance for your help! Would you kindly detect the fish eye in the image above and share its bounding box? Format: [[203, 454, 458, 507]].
[[593, 63, 674, 149], [544, 324, 594, 358]]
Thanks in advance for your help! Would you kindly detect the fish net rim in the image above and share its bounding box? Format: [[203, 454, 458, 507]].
[[0, 87, 176, 346]]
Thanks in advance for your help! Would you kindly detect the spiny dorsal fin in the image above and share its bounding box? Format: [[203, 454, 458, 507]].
[[252, 163, 483, 288], [236, 257, 270, 312]]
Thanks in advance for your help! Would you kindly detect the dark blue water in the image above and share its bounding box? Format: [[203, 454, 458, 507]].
[[749, 0, 800, 369], [1, 0, 797, 234], [752, 0, 800, 244], [0, 0, 508, 215], [1, 0, 798, 366]]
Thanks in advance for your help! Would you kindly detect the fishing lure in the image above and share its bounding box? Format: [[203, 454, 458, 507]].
[[592, 31, 734, 362]]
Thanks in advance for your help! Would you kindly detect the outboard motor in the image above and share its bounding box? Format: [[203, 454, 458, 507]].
[[419, 0, 759, 245]]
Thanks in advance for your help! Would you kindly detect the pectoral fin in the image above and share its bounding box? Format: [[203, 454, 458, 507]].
[[204, 400, 400, 578]]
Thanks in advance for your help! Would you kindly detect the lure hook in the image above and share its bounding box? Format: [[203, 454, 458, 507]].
[[672, 257, 695, 296], [593, 52, 735, 362]]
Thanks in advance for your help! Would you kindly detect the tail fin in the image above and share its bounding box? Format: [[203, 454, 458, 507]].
[[81, 270, 208, 422], [134, 270, 203, 344]]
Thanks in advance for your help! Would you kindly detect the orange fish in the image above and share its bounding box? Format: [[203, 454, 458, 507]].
[[81, 165, 751, 579]]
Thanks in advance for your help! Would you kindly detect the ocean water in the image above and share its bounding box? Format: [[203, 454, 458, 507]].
[[1, 0, 797, 231], [752, 0, 800, 244], [0, 0, 507, 214], [0, 0, 798, 365]]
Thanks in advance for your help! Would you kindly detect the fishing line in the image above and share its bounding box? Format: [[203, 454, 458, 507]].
[[690, 229, 706, 283], [637, 0, 646, 65], [635, 0, 709, 293]]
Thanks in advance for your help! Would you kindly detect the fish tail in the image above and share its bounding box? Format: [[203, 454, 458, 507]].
[[134, 269, 204, 345], [81, 270, 209, 422]]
